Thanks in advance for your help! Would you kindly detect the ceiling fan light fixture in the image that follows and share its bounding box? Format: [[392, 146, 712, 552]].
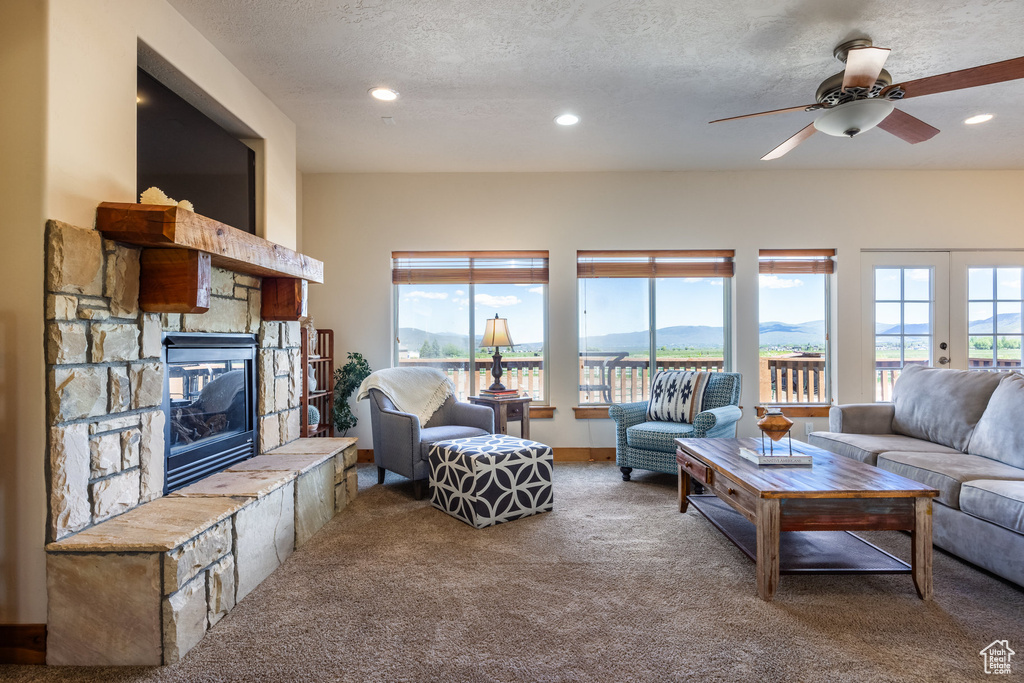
[[964, 113, 994, 125], [812, 98, 895, 137]]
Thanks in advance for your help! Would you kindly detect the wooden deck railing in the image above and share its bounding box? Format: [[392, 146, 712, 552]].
[[398, 357, 545, 401], [759, 356, 827, 404]]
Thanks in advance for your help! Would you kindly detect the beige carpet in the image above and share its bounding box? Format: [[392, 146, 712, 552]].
[[4, 463, 1023, 682]]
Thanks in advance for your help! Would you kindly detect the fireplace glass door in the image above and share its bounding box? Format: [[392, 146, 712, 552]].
[[164, 334, 257, 492]]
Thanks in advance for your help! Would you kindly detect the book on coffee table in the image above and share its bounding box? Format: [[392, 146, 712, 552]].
[[738, 447, 813, 466]]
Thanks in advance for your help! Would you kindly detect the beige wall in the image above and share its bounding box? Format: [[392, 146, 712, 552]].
[[0, 0, 299, 623], [302, 171, 1024, 450]]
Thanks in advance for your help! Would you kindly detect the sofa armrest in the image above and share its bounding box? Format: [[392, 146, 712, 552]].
[[693, 405, 742, 438], [449, 401, 495, 433], [828, 403, 895, 434], [608, 402, 648, 429]]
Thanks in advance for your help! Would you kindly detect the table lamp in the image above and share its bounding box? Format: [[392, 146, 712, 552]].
[[481, 314, 514, 392]]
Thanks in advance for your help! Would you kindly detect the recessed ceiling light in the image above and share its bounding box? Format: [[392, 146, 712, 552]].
[[554, 113, 580, 126], [369, 87, 399, 101], [964, 113, 994, 125]]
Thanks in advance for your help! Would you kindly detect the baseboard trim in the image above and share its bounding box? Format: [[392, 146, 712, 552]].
[[357, 447, 615, 464], [0, 624, 46, 665]]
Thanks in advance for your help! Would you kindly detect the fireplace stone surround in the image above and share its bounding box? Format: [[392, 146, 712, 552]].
[[42, 218, 357, 664]]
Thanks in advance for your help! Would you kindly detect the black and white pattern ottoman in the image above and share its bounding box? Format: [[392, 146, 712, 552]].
[[428, 434, 553, 529]]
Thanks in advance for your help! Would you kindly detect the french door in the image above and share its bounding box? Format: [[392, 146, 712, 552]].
[[863, 251, 1024, 401]]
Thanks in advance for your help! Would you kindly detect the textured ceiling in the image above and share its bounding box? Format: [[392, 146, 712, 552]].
[[166, 0, 1024, 172]]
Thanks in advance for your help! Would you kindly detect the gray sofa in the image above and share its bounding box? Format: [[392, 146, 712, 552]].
[[809, 365, 1024, 587]]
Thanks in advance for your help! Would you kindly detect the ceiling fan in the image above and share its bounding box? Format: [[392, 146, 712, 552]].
[[711, 39, 1024, 160]]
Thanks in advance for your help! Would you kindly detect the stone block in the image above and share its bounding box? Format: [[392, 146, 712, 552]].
[[46, 552, 162, 665], [335, 481, 348, 514], [45, 220, 103, 296], [236, 274, 261, 289], [105, 245, 140, 318], [259, 412, 281, 453], [130, 362, 164, 410], [90, 414, 140, 435], [90, 322, 140, 362], [170, 469, 294, 499], [108, 366, 130, 413], [274, 349, 289, 377], [91, 468, 141, 522], [162, 572, 208, 665], [162, 313, 182, 331], [164, 520, 232, 592], [258, 357, 275, 416], [77, 303, 110, 320], [140, 410, 166, 502], [122, 428, 141, 469], [281, 321, 301, 348], [141, 314, 162, 358], [289, 349, 303, 408], [342, 443, 358, 469], [90, 433, 121, 478], [46, 321, 87, 365], [211, 267, 235, 297], [346, 467, 358, 503], [207, 554, 236, 628], [50, 366, 107, 423], [234, 483, 295, 601], [247, 288, 261, 334], [274, 377, 290, 412], [50, 423, 91, 539], [182, 296, 247, 334], [280, 408, 300, 445], [295, 462, 335, 547], [46, 293, 78, 320], [259, 321, 279, 348]]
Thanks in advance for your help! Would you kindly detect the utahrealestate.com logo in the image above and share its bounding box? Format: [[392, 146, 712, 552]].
[[980, 640, 1014, 675]]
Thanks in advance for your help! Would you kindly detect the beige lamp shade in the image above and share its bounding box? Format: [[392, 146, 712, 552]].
[[481, 315, 514, 349]]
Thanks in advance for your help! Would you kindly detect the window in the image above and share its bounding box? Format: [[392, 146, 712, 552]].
[[577, 250, 733, 404], [758, 250, 834, 404], [968, 266, 1022, 371], [393, 251, 548, 401]]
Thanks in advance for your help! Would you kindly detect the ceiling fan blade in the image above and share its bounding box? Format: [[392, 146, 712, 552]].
[[842, 46, 891, 91], [877, 108, 940, 144], [761, 123, 817, 161], [709, 103, 820, 124], [894, 55, 1024, 99]]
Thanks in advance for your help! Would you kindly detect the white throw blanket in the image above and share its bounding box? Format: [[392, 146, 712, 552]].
[[357, 367, 455, 426]]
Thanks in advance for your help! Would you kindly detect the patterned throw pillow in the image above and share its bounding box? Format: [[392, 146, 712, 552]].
[[646, 371, 710, 424]]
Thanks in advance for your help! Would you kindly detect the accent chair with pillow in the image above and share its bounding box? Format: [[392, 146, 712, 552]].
[[358, 367, 494, 499], [610, 370, 742, 481]]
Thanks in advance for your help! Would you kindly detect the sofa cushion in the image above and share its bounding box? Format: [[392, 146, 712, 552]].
[[807, 432, 959, 466], [959, 480, 1024, 534], [967, 372, 1024, 469], [891, 365, 1003, 452], [418, 425, 489, 460], [876, 451, 1024, 509], [626, 421, 695, 454]]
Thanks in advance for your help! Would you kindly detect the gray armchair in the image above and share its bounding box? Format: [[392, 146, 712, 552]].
[[368, 389, 494, 499]]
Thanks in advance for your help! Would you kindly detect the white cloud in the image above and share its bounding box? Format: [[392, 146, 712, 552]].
[[759, 275, 804, 289], [907, 269, 931, 282], [455, 289, 466, 296], [475, 293, 521, 308], [405, 291, 449, 300], [528, 286, 543, 294]]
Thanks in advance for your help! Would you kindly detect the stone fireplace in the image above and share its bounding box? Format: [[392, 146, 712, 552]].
[[42, 217, 356, 665]]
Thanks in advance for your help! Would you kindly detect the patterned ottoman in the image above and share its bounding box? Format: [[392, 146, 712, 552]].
[[428, 434, 553, 529]]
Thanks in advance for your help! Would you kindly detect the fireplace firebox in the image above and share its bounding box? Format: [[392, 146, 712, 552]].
[[162, 333, 258, 492]]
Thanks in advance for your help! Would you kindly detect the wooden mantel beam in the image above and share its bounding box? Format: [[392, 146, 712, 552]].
[[96, 203, 323, 283]]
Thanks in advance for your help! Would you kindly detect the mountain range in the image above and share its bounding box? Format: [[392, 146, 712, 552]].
[[876, 312, 1021, 335]]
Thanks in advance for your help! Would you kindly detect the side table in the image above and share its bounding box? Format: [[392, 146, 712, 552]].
[[467, 395, 532, 439]]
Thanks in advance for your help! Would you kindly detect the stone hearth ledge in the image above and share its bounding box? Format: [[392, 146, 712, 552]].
[[45, 436, 357, 666]]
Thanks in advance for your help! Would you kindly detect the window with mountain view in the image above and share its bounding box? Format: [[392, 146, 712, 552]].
[[968, 266, 1022, 371], [577, 250, 733, 404], [393, 251, 548, 401], [758, 250, 834, 404]]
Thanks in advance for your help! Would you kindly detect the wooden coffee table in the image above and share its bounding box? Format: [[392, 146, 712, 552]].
[[676, 438, 939, 601]]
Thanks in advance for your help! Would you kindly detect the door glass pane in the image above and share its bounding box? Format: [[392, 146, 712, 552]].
[[475, 283, 545, 401], [968, 267, 994, 300], [969, 336, 995, 369], [579, 278, 649, 404], [904, 269, 931, 301], [965, 266, 1022, 371], [997, 267, 1022, 300], [998, 301, 1022, 333], [874, 267, 933, 400], [656, 277, 725, 374], [396, 284, 471, 398], [998, 336, 1022, 364], [969, 302, 994, 334]]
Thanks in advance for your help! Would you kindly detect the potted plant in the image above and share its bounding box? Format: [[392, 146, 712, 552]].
[[333, 352, 371, 436]]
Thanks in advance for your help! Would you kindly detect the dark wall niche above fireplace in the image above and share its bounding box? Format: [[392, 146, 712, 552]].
[[163, 333, 258, 492]]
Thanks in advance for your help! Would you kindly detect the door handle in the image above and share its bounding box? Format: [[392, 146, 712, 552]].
[[938, 356, 950, 365]]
